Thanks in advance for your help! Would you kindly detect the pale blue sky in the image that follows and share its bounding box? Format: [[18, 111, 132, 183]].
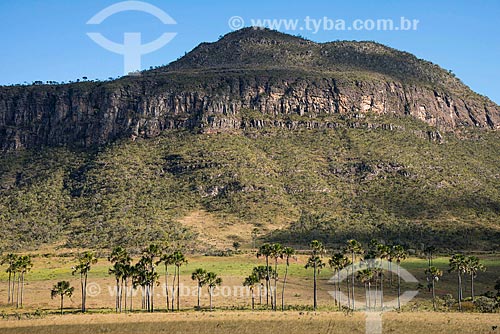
[[0, 0, 498, 103]]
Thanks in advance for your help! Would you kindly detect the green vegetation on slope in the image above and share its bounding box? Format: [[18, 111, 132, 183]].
[[0, 114, 499, 251]]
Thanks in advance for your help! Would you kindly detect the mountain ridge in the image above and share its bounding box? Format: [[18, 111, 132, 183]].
[[0, 28, 499, 152]]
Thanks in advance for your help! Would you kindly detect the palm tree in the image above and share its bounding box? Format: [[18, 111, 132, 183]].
[[270, 243, 283, 311], [465, 256, 486, 301], [141, 244, 161, 312], [51, 281, 74, 315], [109, 261, 125, 312], [281, 246, 295, 311], [425, 266, 442, 310], [72, 251, 98, 313], [252, 266, 268, 305], [329, 253, 351, 310], [205, 272, 222, 311], [345, 239, 363, 309], [392, 245, 407, 310], [11, 255, 20, 306], [108, 246, 131, 313], [172, 250, 187, 311], [17, 255, 32, 308], [376, 243, 390, 309], [356, 269, 374, 309], [14, 257, 22, 308], [257, 244, 273, 308], [121, 263, 133, 312], [132, 261, 148, 311], [243, 273, 260, 310], [305, 240, 325, 311], [1, 254, 18, 304], [449, 254, 467, 311], [158, 251, 175, 311], [387, 246, 395, 287], [191, 268, 207, 310]]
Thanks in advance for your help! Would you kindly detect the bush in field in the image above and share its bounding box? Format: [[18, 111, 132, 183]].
[[474, 296, 498, 313], [441, 294, 456, 310]]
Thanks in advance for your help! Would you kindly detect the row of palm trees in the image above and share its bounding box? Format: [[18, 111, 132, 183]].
[[447, 254, 486, 310], [248, 240, 410, 311], [0, 254, 33, 308], [50, 245, 222, 314], [107, 245, 191, 313], [1, 240, 490, 314], [248, 239, 407, 310], [248, 240, 488, 312], [191, 269, 223, 311]]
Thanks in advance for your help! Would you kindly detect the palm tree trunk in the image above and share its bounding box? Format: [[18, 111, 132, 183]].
[[11, 272, 15, 305], [274, 259, 278, 311], [259, 284, 262, 305], [197, 284, 201, 310], [458, 273, 462, 311], [432, 279, 436, 311], [281, 263, 289, 311], [332, 280, 337, 308], [83, 274, 88, 313], [171, 266, 176, 311], [397, 262, 401, 310], [141, 286, 144, 309], [115, 278, 119, 312], [346, 276, 351, 310], [16, 274, 20, 308], [130, 286, 133, 312], [146, 283, 151, 312], [313, 264, 317, 311], [20, 272, 25, 307], [365, 283, 369, 311], [177, 266, 180, 311], [124, 280, 128, 312], [151, 281, 155, 312], [380, 271, 384, 310], [389, 261, 393, 286], [80, 274, 84, 313], [368, 282, 371, 310], [165, 265, 169, 311], [251, 287, 255, 310], [265, 257, 270, 307], [61, 295, 64, 315], [337, 271, 342, 311], [351, 252, 355, 309], [471, 275, 475, 301], [7, 272, 11, 304], [120, 279, 124, 313]]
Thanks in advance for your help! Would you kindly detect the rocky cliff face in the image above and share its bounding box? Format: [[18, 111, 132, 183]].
[[1, 28, 499, 152]]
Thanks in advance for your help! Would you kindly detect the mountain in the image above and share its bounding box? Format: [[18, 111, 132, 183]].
[[1, 28, 499, 152], [0, 28, 499, 252]]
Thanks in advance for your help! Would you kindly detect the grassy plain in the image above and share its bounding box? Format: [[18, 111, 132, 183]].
[[0, 253, 498, 312]]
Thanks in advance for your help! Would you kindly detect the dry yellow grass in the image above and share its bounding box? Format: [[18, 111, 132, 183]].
[[0, 311, 498, 334], [178, 210, 254, 248]]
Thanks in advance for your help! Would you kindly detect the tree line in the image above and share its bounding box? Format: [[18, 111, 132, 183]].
[[1, 240, 499, 314]]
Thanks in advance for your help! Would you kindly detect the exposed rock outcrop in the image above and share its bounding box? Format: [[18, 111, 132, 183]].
[[1, 28, 498, 152]]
